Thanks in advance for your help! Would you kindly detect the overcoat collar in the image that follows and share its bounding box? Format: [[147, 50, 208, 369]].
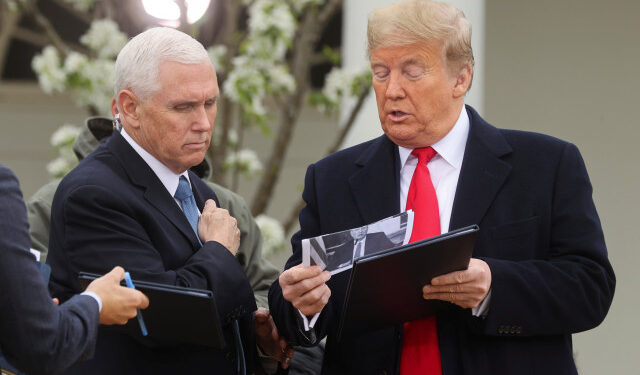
[[348, 135, 401, 225], [346, 105, 512, 231], [449, 105, 512, 230], [106, 131, 212, 248]]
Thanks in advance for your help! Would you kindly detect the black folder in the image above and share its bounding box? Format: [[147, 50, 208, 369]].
[[78, 272, 224, 348], [337, 225, 478, 340]]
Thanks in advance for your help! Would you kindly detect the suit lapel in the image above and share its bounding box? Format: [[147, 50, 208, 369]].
[[106, 132, 201, 248], [348, 135, 401, 225], [449, 106, 513, 230]]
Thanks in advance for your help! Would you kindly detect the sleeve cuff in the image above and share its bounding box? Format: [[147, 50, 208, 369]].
[[471, 288, 491, 317], [81, 291, 102, 312], [297, 310, 320, 330]]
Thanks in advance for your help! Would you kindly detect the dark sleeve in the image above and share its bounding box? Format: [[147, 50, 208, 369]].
[[48, 183, 255, 324], [475, 143, 615, 336], [212, 183, 279, 309], [0, 166, 99, 375], [269, 164, 338, 346]]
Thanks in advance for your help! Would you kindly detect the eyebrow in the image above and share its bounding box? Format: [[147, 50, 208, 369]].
[[169, 95, 218, 107]]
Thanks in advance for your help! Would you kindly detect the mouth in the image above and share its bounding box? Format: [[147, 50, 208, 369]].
[[388, 110, 409, 121], [184, 140, 208, 149]]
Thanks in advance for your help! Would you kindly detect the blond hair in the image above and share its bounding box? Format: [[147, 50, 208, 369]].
[[367, 0, 474, 75]]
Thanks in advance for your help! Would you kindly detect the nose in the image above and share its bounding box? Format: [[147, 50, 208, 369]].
[[385, 71, 406, 100], [193, 104, 214, 132]]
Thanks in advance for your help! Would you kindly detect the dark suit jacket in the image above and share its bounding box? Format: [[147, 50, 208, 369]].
[[362, 231, 397, 257], [269, 106, 615, 375], [46, 132, 257, 375], [0, 165, 99, 375]]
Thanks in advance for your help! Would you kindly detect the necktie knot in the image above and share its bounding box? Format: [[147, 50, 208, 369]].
[[175, 176, 193, 201], [174, 176, 201, 245], [411, 147, 437, 165]]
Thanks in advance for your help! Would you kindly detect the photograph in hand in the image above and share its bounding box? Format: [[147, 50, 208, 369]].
[[302, 211, 414, 274]]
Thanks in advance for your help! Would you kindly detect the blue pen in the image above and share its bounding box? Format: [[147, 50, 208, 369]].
[[123, 272, 148, 336]]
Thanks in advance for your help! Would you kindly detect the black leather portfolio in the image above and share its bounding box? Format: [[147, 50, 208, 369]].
[[337, 225, 479, 340], [79, 272, 224, 348]]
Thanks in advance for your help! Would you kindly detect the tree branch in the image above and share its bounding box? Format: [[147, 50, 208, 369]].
[[12, 26, 89, 54], [250, 0, 343, 216], [0, 6, 21, 77], [283, 84, 371, 233]]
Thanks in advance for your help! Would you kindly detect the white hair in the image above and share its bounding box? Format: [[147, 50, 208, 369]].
[[114, 27, 211, 109]]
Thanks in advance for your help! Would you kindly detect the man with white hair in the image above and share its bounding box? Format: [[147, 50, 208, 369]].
[[47, 27, 289, 374], [269, 1, 615, 374]]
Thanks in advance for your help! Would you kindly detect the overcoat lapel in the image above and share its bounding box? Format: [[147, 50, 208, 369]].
[[449, 106, 513, 231], [106, 131, 200, 247], [348, 135, 401, 225]]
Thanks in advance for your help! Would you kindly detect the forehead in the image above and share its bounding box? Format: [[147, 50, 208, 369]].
[[370, 42, 444, 66], [155, 60, 219, 100]]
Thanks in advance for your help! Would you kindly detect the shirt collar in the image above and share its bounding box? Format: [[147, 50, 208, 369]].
[[398, 105, 470, 169], [120, 128, 190, 197]]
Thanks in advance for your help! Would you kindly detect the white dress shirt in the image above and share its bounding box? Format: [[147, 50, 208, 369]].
[[121, 128, 194, 212]]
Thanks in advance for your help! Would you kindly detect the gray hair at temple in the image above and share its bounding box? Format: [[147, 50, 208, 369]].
[[367, 0, 474, 78], [114, 27, 211, 111]]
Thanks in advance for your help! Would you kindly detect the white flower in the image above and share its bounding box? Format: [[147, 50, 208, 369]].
[[207, 45, 227, 74], [255, 215, 286, 256], [80, 19, 128, 59], [46, 155, 77, 178], [50, 124, 81, 148], [317, 64, 372, 113], [248, 0, 296, 42], [32, 46, 66, 94], [225, 149, 264, 175], [63, 52, 88, 74], [267, 65, 296, 94]]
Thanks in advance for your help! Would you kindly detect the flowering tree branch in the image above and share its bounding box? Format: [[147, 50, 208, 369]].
[[250, 0, 343, 216], [283, 80, 371, 233]]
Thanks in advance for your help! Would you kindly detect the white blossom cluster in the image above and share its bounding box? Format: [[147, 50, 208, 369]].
[[255, 214, 286, 257], [224, 149, 264, 177], [223, 0, 298, 125], [315, 64, 372, 114], [80, 19, 128, 59], [207, 45, 228, 74], [64, 0, 95, 12], [32, 19, 126, 115], [31, 46, 66, 94], [47, 124, 81, 178]]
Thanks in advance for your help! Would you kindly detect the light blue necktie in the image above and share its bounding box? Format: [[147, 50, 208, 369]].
[[175, 176, 202, 245]]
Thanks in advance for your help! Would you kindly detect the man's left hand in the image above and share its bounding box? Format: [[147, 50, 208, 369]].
[[254, 307, 294, 369], [422, 258, 491, 309]]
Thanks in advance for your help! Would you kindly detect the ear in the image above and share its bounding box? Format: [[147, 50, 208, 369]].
[[452, 64, 473, 98], [117, 90, 141, 129], [111, 97, 118, 116]]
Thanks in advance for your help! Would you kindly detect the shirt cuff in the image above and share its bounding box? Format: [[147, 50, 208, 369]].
[[81, 291, 102, 312], [297, 310, 320, 331], [471, 288, 491, 317]]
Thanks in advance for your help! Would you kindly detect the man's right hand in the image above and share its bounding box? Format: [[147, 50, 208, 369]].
[[279, 264, 331, 316], [198, 199, 241, 255], [85, 266, 149, 325]]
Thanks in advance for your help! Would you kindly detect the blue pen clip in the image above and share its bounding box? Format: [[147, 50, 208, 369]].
[[124, 272, 148, 336]]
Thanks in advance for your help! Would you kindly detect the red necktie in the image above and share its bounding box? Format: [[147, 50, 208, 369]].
[[400, 147, 442, 375]]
